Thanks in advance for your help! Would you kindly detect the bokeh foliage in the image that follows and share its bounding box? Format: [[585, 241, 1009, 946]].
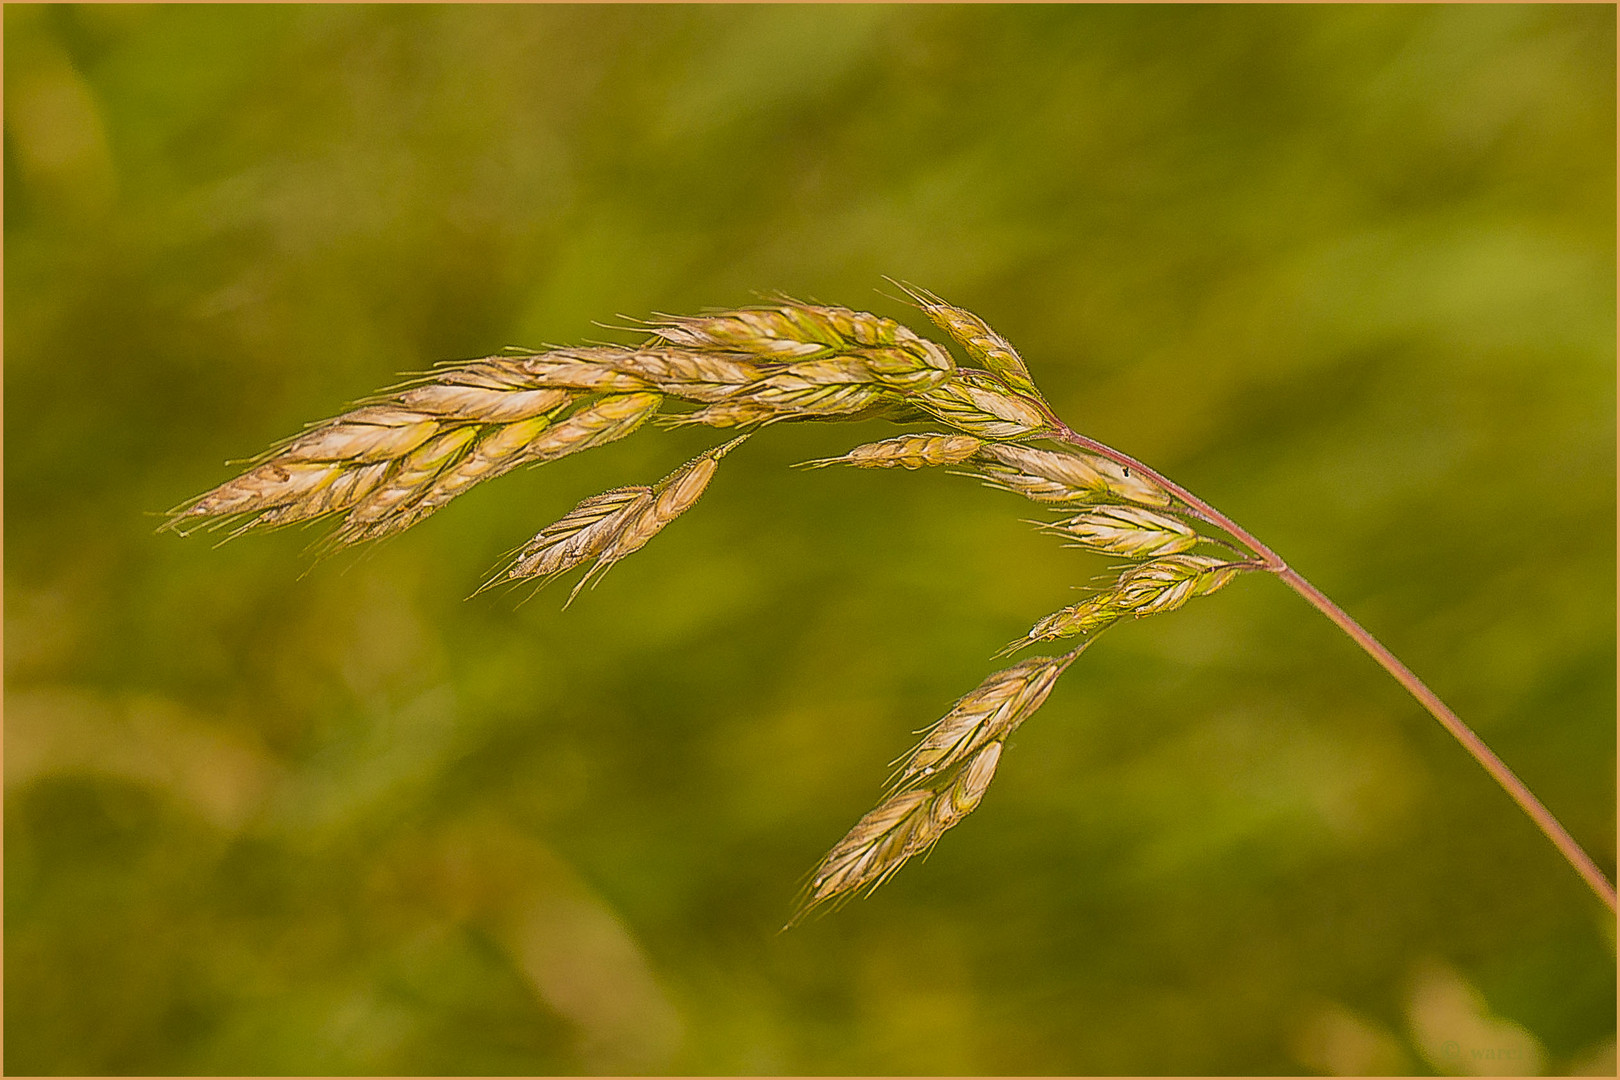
[[5, 4, 1614, 1075]]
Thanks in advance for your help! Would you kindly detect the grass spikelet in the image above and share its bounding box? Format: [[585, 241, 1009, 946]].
[[511, 348, 654, 392], [565, 433, 747, 598], [610, 348, 762, 401], [913, 370, 1049, 439], [894, 281, 1045, 403], [1014, 593, 1126, 650], [326, 425, 484, 545], [280, 409, 442, 464], [892, 650, 1081, 790], [800, 432, 984, 470], [394, 383, 571, 422], [1114, 553, 1247, 616], [1042, 505, 1199, 558], [483, 488, 654, 595], [516, 391, 662, 465], [975, 443, 1173, 508], [486, 434, 749, 603], [652, 302, 952, 375], [792, 740, 1006, 924]]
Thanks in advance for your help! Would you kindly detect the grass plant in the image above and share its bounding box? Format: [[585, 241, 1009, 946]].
[[166, 285, 1617, 923]]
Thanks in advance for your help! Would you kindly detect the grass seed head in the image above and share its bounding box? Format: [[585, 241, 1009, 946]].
[[168, 289, 1286, 923]]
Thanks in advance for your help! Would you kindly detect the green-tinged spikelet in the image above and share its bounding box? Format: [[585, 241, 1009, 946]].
[[913, 370, 1049, 439], [1041, 505, 1199, 558]]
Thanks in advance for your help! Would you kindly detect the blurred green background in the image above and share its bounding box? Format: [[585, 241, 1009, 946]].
[[5, 4, 1614, 1075]]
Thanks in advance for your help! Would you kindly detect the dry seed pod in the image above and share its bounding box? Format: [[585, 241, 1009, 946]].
[[1045, 505, 1199, 558], [801, 432, 984, 470]]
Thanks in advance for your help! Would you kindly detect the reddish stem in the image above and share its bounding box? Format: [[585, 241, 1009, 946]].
[[1044, 419, 1617, 913]]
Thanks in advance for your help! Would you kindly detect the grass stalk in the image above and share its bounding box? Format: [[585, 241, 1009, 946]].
[[169, 286, 1615, 919], [1042, 417, 1617, 914]]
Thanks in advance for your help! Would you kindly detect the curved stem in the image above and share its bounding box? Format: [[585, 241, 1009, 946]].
[[1043, 420, 1617, 913]]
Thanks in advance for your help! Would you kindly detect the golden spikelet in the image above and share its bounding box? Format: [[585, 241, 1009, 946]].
[[892, 650, 1082, 790], [913, 370, 1049, 439], [484, 435, 749, 603], [800, 432, 984, 470], [894, 281, 1046, 404], [975, 442, 1173, 508], [791, 740, 1007, 924], [1041, 505, 1199, 558]]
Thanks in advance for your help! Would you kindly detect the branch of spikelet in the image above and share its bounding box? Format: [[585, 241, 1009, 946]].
[[168, 288, 1261, 920]]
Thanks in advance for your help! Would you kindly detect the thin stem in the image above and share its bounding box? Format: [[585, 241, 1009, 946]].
[[1277, 567, 1617, 913], [1042, 419, 1617, 913]]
